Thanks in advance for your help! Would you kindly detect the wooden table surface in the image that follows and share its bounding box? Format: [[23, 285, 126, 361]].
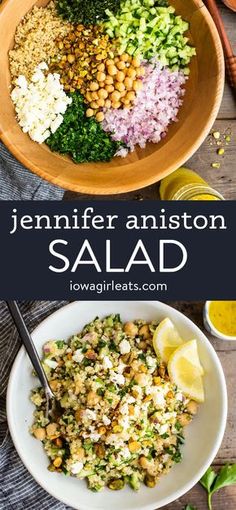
[[65, 1, 236, 202], [163, 301, 236, 510]]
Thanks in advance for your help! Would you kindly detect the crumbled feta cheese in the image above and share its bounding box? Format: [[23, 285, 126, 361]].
[[175, 392, 183, 401], [116, 361, 126, 374], [126, 395, 136, 404], [103, 356, 113, 369], [89, 433, 101, 442], [11, 62, 72, 144], [103, 415, 111, 426], [146, 355, 157, 372], [84, 409, 97, 421], [72, 349, 84, 363], [119, 447, 131, 459], [119, 415, 130, 429], [70, 461, 83, 475], [110, 372, 125, 386], [119, 339, 131, 354], [159, 424, 169, 435], [44, 359, 58, 369], [149, 386, 166, 408], [120, 403, 129, 415]]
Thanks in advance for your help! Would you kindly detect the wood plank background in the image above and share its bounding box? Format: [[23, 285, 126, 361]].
[[65, 0, 236, 202], [163, 301, 236, 510]]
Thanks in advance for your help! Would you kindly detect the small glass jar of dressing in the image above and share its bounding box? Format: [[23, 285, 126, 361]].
[[160, 168, 224, 201], [204, 301, 236, 340]]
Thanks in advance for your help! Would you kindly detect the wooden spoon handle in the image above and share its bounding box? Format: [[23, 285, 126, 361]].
[[204, 0, 236, 89], [225, 55, 236, 88]]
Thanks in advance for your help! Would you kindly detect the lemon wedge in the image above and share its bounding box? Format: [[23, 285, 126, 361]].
[[153, 318, 184, 363], [168, 339, 205, 403]]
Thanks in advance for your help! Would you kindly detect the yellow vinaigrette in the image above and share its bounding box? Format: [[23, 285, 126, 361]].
[[209, 301, 236, 337], [160, 167, 224, 201]]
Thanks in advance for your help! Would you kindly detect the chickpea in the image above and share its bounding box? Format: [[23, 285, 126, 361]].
[[90, 82, 99, 91], [120, 53, 129, 62], [90, 101, 99, 109], [111, 90, 121, 102], [46, 423, 58, 437], [97, 98, 105, 107], [178, 413, 192, 426], [139, 324, 150, 339], [139, 456, 151, 470], [114, 56, 120, 63], [50, 379, 59, 391], [134, 372, 148, 386], [133, 79, 143, 92], [124, 322, 138, 337], [87, 390, 100, 406], [97, 71, 106, 82], [136, 66, 145, 77], [186, 400, 198, 415], [91, 91, 99, 100], [106, 58, 115, 66], [132, 57, 141, 68], [97, 63, 105, 72], [129, 441, 141, 453], [86, 92, 93, 102], [127, 67, 136, 79], [33, 428, 46, 441], [124, 77, 133, 90], [116, 71, 125, 82], [99, 81, 105, 88], [115, 82, 125, 92], [105, 84, 114, 93], [108, 65, 117, 76], [105, 76, 114, 85], [120, 90, 126, 98], [105, 99, 111, 108], [98, 89, 108, 99], [117, 60, 126, 70], [112, 101, 121, 109], [67, 54, 75, 64], [86, 108, 94, 118]]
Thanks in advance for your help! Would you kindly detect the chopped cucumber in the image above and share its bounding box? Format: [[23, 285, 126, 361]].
[[104, 0, 196, 70]]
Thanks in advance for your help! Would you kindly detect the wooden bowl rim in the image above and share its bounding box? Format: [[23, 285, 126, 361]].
[[0, 0, 225, 195]]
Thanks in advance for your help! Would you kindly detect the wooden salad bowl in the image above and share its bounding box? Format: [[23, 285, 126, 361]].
[[0, 0, 224, 195]]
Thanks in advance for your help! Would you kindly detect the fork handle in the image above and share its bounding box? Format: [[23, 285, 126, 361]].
[[204, 0, 236, 89], [6, 301, 53, 396]]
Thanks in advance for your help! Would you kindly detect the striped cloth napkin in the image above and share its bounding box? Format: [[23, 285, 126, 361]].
[[0, 143, 64, 200], [0, 301, 71, 510]]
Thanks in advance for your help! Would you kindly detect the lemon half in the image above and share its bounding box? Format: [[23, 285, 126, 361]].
[[153, 318, 184, 363], [168, 339, 205, 403]]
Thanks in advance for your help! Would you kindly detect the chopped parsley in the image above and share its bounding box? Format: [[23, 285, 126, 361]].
[[46, 92, 124, 163]]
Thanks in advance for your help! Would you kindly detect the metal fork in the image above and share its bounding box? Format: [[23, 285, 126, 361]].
[[6, 301, 56, 418]]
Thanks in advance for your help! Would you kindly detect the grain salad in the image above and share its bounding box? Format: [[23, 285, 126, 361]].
[[9, 0, 196, 163], [9, 1, 71, 81], [31, 315, 199, 492]]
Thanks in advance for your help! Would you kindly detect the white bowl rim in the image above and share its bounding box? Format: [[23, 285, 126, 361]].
[[204, 301, 236, 341], [7, 301, 228, 510]]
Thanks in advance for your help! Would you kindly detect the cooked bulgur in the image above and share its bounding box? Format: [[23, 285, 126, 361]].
[[9, 1, 71, 81], [30, 314, 198, 492]]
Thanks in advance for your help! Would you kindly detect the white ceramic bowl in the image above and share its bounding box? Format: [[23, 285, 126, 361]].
[[7, 301, 227, 510], [204, 301, 236, 341]]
